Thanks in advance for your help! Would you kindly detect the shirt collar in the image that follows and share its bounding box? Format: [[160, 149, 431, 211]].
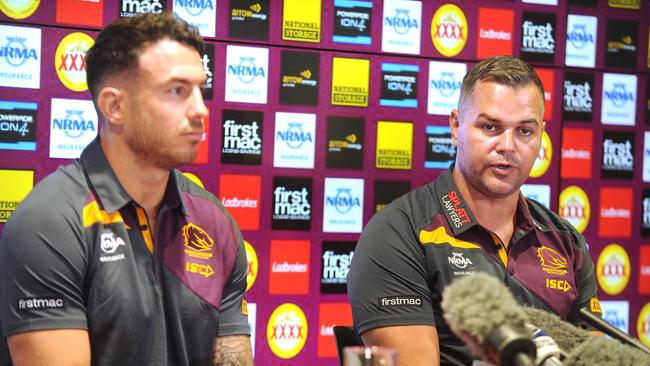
[[80, 138, 187, 215]]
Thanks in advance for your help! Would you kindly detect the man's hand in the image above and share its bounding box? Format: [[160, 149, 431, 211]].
[[362, 325, 440, 366], [212, 335, 253, 366]]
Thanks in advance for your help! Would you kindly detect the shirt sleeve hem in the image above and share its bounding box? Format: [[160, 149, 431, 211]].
[[217, 323, 251, 337], [2, 317, 88, 337], [356, 315, 436, 335]]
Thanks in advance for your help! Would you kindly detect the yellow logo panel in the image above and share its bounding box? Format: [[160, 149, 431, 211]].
[[608, 0, 640, 9], [376, 121, 413, 169], [331, 57, 370, 107], [558, 185, 590, 234], [596, 243, 630, 296], [419, 226, 480, 249], [267, 303, 308, 359], [183, 223, 214, 259], [282, 0, 321, 42], [0, 0, 40, 19], [638, 302, 650, 347], [0, 169, 33, 223], [431, 4, 468, 57], [244, 240, 258, 292], [182, 172, 205, 189], [55, 32, 94, 92], [530, 131, 552, 178]]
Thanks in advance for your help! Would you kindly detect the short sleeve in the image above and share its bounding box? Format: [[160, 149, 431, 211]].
[[0, 189, 89, 337], [347, 205, 436, 336], [216, 235, 250, 337], [566, 227, 600, 328]]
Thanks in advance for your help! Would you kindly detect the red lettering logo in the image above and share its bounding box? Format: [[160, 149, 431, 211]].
[[317, 303, 353, 357], [476, 7, 514, 59], [269, 240, 310, 294], [218, 174, 260, 230], [598, 187, 632, 238], [56, 0, 103, 27], [561, 128, 592, 179]]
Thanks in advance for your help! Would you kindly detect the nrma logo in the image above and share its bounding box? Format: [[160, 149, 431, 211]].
[[603, 310, 628, 332], [604, 83, 634, 108], [276, 122, 312, 149], [326, 188, 360, 214], [567, 24, 594, 50], [431, 72, 461, 98], [52, 109, 96, 139], [228, 56, 265, 84], [1, 36, 38, 67], [174, 0, 214, 16], [385, 9, 418, 35]]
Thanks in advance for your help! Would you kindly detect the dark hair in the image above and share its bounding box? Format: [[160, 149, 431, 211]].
[[458, 56, 545, 117], [85, 12, 204, 102]]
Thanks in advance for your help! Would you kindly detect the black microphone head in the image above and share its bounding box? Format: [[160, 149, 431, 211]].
[[442, 273, 535, 366], [565, 335, 650, 366], [522, 306, 590, 352]]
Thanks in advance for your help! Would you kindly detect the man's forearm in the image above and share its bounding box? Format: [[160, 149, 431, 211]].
[[213, 335, 253, 366]]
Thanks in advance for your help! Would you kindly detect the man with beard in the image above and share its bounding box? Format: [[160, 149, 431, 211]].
[[0, 13, 252, 366], [347, 56, 600, 366]]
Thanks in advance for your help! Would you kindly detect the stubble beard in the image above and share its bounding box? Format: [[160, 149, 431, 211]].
[[457, 155, 523, 200]]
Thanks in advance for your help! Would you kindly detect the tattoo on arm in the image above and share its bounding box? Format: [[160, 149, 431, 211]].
[[213, 335, 254, 366]]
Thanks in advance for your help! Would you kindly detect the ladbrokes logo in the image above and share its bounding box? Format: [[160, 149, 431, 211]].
[[55, 32, 94, 92], [221, 109, 263, 165], [272, 176, 312, 230], [430, 4, 468, 57], [563, 72, 593, 121], [317, 303, 353, 357], [601, 131, 634, 179], [561, 128, 592, 179], [521, 12, 556, 63], [0, 0, 40, 19], [537, 246, 568, 276], [269, 240, 310, 295], [477, 7, 514, 59], [267, 303, 308, 359], [183, 223, 213, 259], [56, 0, 103, 27], [244, 240, 258, 292], [598, 187, 632, 238], [218, 174, 260, 231], [441, 191, 471, 229], [321, 241, 355, 294], [119, 0, 165, 18], [558, 185, 590, 233], [535, 68, 554, 121], [530, 131, 552, 178], [381, 0, 421, 54], [565, 14, 597, 68], [0, 25, 41, 89], [597, 244, 630, 295]]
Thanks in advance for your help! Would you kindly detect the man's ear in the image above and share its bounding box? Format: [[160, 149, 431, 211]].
[[96, 87, 126, 125], [449, 109, 460, 147]]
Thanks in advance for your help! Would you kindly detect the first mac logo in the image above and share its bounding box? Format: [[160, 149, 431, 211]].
[[18, 296, 65, 312]]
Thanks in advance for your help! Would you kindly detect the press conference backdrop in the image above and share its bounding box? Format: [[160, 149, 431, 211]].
[[0, 0, 649, 364]]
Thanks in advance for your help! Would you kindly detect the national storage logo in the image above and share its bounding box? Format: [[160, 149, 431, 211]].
[[55, 32, 93, 92], [381, 0, 421, 55], [529, 131, 552, 178], [333, 0, 372, 45], [331, 57, 370, 107], [282, 0, 321, 42], [598, 187, 632, 238], [221, 109, 263, 165], [520, 12, 556, 64], [267, 303, 308, 359], [172, 0, 216, 37], [596, 243, 630, 296], [376, 120, 413, 169], [0, 169, 34, 223], [558, 185, 590, 233], [322, 177, 364, 233], [0, 25, 41, 89], [601, 73, 637, 126], [427, 60, 465, 115], [380, 63, 418, 108], [0, 100, 37, 151], [430, 3, 468, 57], [273, 112, 316, 169], [119, 0, 165, 18], [565, 14, 597, 68], [49, 98, 98, 159], [0, 0, 40, 19], [225, 45, 269, 104]]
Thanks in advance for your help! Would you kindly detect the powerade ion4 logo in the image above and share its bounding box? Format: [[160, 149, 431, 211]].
[[430, 3, 468, 57], [55, 32, 94, 92], [596, 244, 630, 296], [558, 185, 590, 233], [267, 303, 308, 359]]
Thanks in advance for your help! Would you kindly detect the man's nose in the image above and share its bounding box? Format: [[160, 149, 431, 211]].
[[497, 130, 516, 152]]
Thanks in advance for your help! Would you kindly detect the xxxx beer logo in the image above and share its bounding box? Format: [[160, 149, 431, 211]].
[[430, 4, 468, 57], [55, 32, 94, 92], [0, 0, 40, 19], [596, 244, 630, 296], [558, 185, 590, 233], [530, 131, 552, 178], [267, 303, 308, 359], [244, 240, 258, 292]]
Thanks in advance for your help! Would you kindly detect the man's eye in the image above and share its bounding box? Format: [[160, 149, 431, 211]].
[[170, 87, 184, 95], [482, 125, 496, 132], [520, 128, 533, 136]]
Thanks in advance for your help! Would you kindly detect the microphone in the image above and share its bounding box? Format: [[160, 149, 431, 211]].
[[442, 273, 536, 366], [564, 333, 650, 366], [522, 307, 589, 353], [527, 324, 565, 366], [578, 307, 650, 355]]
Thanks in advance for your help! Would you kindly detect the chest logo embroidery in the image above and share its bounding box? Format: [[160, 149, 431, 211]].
[[99, 229, 126, 262], [448, 252, 473, 269], [537, 246, 568, 276], [183, 223, 214, 260]]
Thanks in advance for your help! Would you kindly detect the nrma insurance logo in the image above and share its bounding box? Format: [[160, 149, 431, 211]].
[[565, 14, 597, 68], [385, 8, 418, 35], [50, 98, 98, 159], [567, 23, 594, 50], [323, 177, 364, 233], [273, 112, 316, 169], [0, 25, 41, 89], [172, 0, 216, 37], [225, 45, 268, 104], [600, 300, 629, 334], [428, 61, 466, 115], [382, 0, 421, 54], [601, 73, 637, 126]]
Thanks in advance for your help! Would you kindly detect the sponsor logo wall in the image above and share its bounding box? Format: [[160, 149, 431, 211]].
[[1, 0, 650, 362]]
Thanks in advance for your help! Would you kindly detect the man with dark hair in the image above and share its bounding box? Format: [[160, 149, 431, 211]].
[[0, 13, 253, 366], [348, 56, 600, 366]]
